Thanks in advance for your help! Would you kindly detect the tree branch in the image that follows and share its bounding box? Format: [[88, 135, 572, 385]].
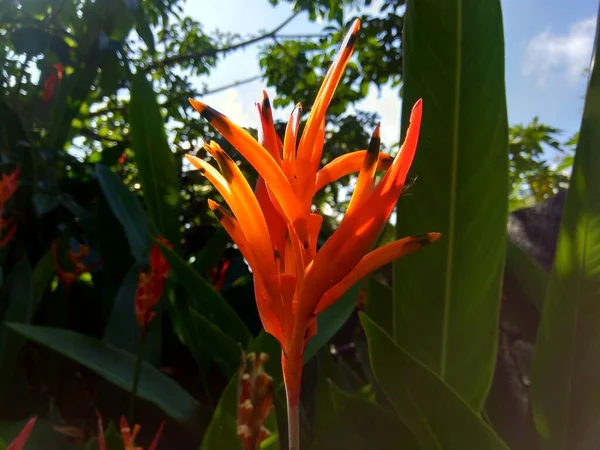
[[142, 12, 300, 73]]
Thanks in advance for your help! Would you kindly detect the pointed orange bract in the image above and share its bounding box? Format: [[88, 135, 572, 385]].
[[186, 18, 438, 450], [0, 166, 20, 247], [6, 416, 36, 450], [135, 237, 171, 331]]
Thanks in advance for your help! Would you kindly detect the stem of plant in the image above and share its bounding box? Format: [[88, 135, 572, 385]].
[[287, 397, 300, 450], [128, 327, 147, 423]]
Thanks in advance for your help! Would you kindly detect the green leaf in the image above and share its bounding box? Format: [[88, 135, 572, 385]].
[[32, 248, 54, 310], [530, 10, 600, 450], [103, 266, 161, 365], [192, 228, 229, 274], [129, 72, 180, 246], [168, 294, 240, 377], [304, 283, 360, 363], [328, 381, 420, 450], [502, 240, 547, 343], [133, 2, 155, 53], [200, 331, 280, 450], [394, 0, 509, 409], [158, 243, 251, 346], [0, 258, 34, 396], [505, 240, 548, 312], [6, 324, 200, 427], [365, 276, 393, 335], [96, 164, 152, 262], [361, 314, 510, 450]]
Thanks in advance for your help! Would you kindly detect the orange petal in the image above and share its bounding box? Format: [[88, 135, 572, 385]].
[[297, 19, 360, 163], [345, 124, 381, 216], [307, 213, 323, 260], [7, 416, 36, 450], [297, 100, 423, 321], [189, 99, 307, 241], [314, 151, 393, 192], [283, 103, 302, 179], [96, 411, 106, 450], [209, 200, 284, 343], [314, 233, 440, 315], [186, 149, 278, 280], [257, 91, 283, 165], [255, 177, 287, 262], [147, 421, 165, 450]]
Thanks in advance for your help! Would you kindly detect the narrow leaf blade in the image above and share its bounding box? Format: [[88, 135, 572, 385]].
[[394, 0, 509, 408], [361, 314, 510, 450], [531, 9, 600, 449]]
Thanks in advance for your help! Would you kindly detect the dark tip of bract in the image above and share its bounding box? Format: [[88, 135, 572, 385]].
[[262, 91, 271, 110], [366, 125, 381, 156]]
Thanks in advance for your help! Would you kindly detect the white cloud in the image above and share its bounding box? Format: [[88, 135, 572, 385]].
[[523, 17, 596, 85], [204, 87, 256, 127]]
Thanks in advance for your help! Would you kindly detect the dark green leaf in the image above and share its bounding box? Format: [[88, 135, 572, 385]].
[[504, 240, 548, 312], [0, 258, 34, 396], [365, 276, 393, 335], [32, 248, 55, 310], [329, 381, 420, 450], [361, 314, 510, 450], [531, 9, 600, 449], [103, 266, 161, 365], [129, 72, 180, 246], [134, 2, 156, 53], [304, 283, 360, 363], [6, 324, 200, 427], [158, 243, 251, 346], [96, 164, 152, 262], [394, 0, 509, 409]]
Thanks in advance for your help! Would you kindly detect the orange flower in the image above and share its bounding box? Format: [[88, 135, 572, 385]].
[[42, 63, 64, 102], [7, 416, 36, 450], [186, 18, 439, 449], [96, 412, 164, 450], [237, 352, 274, 450], [52, 242, 103, 293], [0, 166, 19, 247], [134, 237, 171, 330]]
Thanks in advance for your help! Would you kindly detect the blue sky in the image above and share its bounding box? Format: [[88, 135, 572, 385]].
[[182, 0, 598, 147]]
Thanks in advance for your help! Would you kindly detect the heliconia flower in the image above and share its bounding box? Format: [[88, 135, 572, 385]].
[[42, 63, 64, 102], [186, 18, 439, 449], [134, 237, 171, 331], [52, 242, 103, 294], [0, 166, 20, 248], [6, 416, 36, 450], [96, 412, 164, 450], [237, 352, 274, 450]]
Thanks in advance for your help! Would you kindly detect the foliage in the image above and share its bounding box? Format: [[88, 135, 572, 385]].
[[0, 0, 597, 449]]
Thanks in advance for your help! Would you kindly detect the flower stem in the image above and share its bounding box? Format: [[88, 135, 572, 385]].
[[128, 328, 147, 422], [282, 350, 302, 450], [286, 395, 300, 450]]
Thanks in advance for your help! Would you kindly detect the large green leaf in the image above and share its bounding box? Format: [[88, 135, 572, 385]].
[[365, 276, 393, 335], [530, 11, 600, 450], [129, 72, 180, 246], [393, 0, 509, 409], [158, 243, 251, 346], [96, 164, 152, 262], [6, 324, 200, 427], [328, 381, 420, 450], [361, 314, 510, 450]]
